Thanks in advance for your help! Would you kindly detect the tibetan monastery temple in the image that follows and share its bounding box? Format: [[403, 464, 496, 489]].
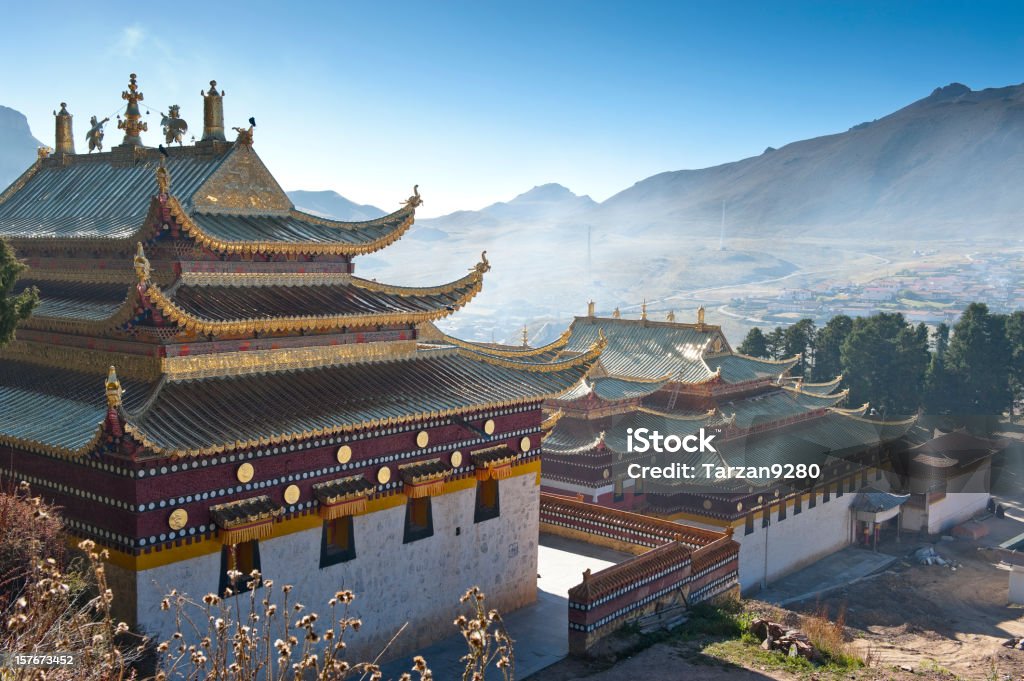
[[541, 304, 917, 590], [0, 75, 604, 659]]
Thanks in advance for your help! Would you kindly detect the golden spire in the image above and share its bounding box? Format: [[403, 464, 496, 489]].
[[641, 299, 648, 321], [666, 310, 676, 322], [697, 306, 706, 327], [54, 102, 75, 155], [201, 80, 226, 141], [155, 163, 170, 195], [612, 307, 621, 319], [587, 300, 595, 317], [117, 73, 148, 147], [133, 242, 151, 283], [105, 366, 123, 408], [521, 325, 529, 347]]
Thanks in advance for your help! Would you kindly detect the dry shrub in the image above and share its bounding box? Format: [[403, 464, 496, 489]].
[[154, 572, 513, 681], [801, 603, 862, 668], [0, 484, 145, 680], [0, 480, 65, 609]]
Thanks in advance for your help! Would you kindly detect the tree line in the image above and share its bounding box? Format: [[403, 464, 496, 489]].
[[738, 304, 1024, 431]]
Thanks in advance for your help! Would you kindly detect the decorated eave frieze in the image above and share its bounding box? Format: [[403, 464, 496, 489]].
[[437, 327, 572, 358]]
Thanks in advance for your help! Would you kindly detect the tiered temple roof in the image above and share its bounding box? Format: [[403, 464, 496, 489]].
[[539, 307, 916, 513]]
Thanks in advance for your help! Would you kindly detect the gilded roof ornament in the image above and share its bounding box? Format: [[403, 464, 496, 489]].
[[473, 251, 490, 274], [612, 307, 620, 319], [53, 103, 75, 155], [105, 366, 123, 408], [133, 242, 151, 283], [402, 184, 424, 209], [697, 306, 705, 326], [641, 299, 648, 321], [201, 80, 226, 142], [521, 325, 529, 347], [666, 310, 676, 322], [155, 163, 170, 195], [160, 105, 188, 145], [587, 300, 595, 317], [117, 73, 148, 146], [85, 115, 110, 153], [232, 119, 255, 146], [37, 146, 53, 161]]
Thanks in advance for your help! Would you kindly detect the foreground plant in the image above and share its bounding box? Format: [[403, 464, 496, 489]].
[[155, 573, 512, 681]]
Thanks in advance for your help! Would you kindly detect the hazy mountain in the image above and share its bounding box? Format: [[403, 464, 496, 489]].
[[0, 105, 43, 190], [419, 183, 597, 230], [600, 83, 1024, 238], [287, 190, 386, 222]]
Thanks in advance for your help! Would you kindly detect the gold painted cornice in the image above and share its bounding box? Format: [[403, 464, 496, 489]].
[[456, 332, 606, 374], [438, 327, 572, 358], [173, 196, 417, 256]]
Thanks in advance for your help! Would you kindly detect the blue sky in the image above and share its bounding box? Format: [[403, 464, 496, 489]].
[[2, 1, 1021, 216]]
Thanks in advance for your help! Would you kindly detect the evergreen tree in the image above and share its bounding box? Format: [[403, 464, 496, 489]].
[[811, 315, 852, 381], [840, 312, 928, 416], [1007, 311, 1024, 422], [765, 327, 785, 359], [738, 327, 769, 358], [783, 318, 816, 378], [924, 323, 955, 414], [0, 239, 37, 347], [945, 303, 1012, 432]]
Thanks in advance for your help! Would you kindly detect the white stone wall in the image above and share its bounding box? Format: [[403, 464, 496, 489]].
[[1009, 566, 1024, 605], [133, 475, 540, 664], [733, 493, 854, 593]]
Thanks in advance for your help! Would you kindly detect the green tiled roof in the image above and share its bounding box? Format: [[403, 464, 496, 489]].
[[709, 354, 798, 384]]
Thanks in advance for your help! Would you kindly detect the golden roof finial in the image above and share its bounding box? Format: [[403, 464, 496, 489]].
[[697, 306, 706, 326], [54, 102, 75, 155], [155, 163, 170, 195], [521, 325, 529, 347], [587, 300, 595, 317], [201, 80, 226, 142], [133, 242, 151, 283], [666, 310, 676, 322], [612, 307, 620, 319], [117, 73, 148, 147], [37, 146, 53, 161], [105, 366, 123, 408], [641, 299, 648, 321]]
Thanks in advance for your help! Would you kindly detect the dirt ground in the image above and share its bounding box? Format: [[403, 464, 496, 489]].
[[785, 537, 1024, 680]]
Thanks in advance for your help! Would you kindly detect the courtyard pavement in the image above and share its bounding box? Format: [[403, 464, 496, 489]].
[[757, 545, 898, 607], [379, 534, 632, 680]]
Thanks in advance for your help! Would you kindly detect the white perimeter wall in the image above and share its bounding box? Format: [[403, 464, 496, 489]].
[[733, 492, 854, 593], [133, 475, 539, 663]]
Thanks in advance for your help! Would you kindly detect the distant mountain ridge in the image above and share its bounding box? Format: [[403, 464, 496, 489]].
[[0, 105, 43, 190], [286, 190, 386, 222]]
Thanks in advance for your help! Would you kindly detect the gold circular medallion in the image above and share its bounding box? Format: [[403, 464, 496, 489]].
[[519, 436, 532, 452], [451, 450, 463, 467], [236, 462, 254, 483], [416, 431, 430, 448], [168, 508, 188, 530], [703, 499, 713, 510], [377, 466, 391, 485], [283, 484, 300, 505], [484, 419, 496, 435], [602, 468, 610, 479], [336, 445, 352, 464]]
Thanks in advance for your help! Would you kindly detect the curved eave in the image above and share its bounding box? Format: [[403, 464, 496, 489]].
[[455, 334, 606, 374], [141, 265, 485, 336], [171, 197, 416, 256], [437, 328, 572, 358], [19, 284, 142, 334], [782, 385, 851, 402], [0, 423, 106, 458]]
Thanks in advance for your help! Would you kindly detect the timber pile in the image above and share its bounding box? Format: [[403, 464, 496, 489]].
[[750, 619, 817, 660]]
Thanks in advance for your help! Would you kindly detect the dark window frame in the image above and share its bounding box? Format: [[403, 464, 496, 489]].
[[403, 496, 434, 543], [319, 515, 357, 568], [474, 478, 500, 523], [219, 540, 262, 596]]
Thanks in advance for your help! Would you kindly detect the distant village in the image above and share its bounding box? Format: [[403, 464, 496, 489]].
[[728, 249, 1024, 328]]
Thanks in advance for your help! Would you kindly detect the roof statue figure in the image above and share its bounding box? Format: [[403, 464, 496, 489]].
[[232, 124, 254, 146], [117, 73, 147, 146], [161, 105, 188, 145], [86, 115, 110, 153], [666, 310, 676, 322], [612, 307, 621, 319]]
